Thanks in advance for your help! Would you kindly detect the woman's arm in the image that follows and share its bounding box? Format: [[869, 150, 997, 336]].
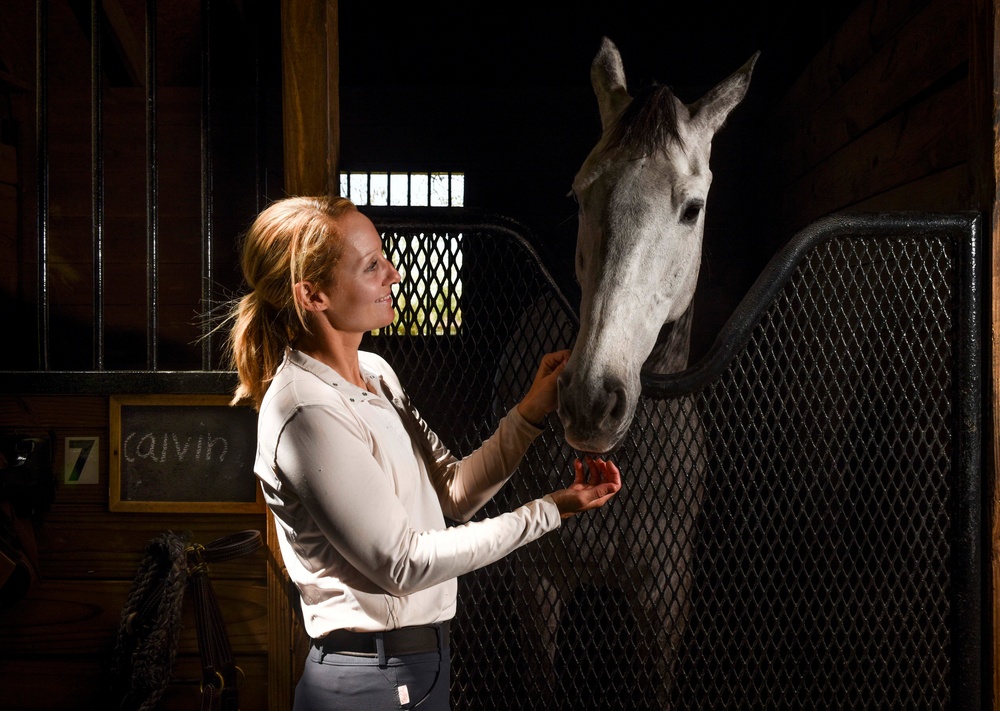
[[273, 403, 561, 595], [402, 350, 570, 521]]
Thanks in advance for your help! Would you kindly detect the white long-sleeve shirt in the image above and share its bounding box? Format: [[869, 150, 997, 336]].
[[255, 348, 562, 638]]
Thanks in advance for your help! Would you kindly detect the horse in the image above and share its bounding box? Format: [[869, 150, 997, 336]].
[[557, 36, 757, 454], [502, 37, 757, 709]]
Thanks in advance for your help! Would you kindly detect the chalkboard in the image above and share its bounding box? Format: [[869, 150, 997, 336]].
[[110, 394, 263, 513]]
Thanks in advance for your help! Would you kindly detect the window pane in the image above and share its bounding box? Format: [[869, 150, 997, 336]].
[[451, 173, 465, 207], [348, 172, 369, 205], [339, 173, 349, 198], [410, 174, 429, 206], [370, 173, 389, 206], [430, 173, 449, 207], [388, 173, 407, 206]]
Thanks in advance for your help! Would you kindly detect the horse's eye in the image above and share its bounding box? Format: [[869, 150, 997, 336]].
[[681, 200, 704, 225]]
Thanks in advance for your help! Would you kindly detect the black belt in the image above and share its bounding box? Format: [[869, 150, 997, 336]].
[[313, 621, 449, 657]]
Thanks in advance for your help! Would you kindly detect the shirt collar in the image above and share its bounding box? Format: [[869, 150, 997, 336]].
[[286, 348, 382, 405]]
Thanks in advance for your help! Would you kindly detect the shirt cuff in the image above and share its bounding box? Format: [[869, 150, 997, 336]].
[[507, 404, 546, 437], [539, 495, 562, 528]]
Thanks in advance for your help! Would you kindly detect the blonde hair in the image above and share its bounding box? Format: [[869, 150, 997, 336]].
[[227, 195, 357, 408]]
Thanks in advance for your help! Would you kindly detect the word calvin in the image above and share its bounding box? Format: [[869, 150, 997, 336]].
[[123, 431, 229, 463]]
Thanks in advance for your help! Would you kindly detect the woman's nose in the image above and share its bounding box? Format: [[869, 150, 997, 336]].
[[387, 262, 401, 284]]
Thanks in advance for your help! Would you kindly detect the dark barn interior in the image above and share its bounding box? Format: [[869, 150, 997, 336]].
[[0, 1, 997, 709]]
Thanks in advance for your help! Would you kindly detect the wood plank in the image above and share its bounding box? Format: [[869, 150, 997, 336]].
[[776, 0, 970, 183], [774, 0, 930, 132], [0, 394, 108, 428], [47, 168, 203, 217], [0, 652, 268, 711], [36, 513, 267, 580], [779, 79, 969, 231], [274, 2, 339, 705], [49, 87, 202, 125], [837, 163, 971, 216], [0, 182, 16, 235], [0, 143, 16, 185], [281, 0, 338, 197], [48, 126, 201, 171], [267, 508, 306, 711], [154, 654, 270, 711], [967, 1, 1000, 707], [0, 578, 267, 655], [43, 214, 202, 264]]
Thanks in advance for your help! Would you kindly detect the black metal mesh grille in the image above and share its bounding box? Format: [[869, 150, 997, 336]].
[[362, 210, 980, 711]]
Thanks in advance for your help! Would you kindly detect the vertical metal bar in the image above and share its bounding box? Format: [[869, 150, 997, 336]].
[[145, 0, 158, 369], [35, 0, 49, 370], [91, 0, 105, 370], [253, 3, 264, 214], [199, 0, 213, 368]]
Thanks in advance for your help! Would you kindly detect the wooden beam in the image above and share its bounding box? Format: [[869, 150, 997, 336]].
[[271, 2, 341, 701], [968, 1, 998, 709], [281, 0, 339, 197]]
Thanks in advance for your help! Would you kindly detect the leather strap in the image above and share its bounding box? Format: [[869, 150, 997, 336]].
[[186, 530, 263, 711]]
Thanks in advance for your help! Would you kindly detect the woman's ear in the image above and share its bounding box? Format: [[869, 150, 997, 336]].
[[293, 281, 328, 312]]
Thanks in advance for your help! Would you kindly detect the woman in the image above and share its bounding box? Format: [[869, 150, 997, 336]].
[[227, 195, 621, 710]]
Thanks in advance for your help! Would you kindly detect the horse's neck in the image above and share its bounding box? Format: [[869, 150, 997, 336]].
[[643, 302, 694, 374]]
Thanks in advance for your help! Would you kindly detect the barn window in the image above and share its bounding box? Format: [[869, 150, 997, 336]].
[[339, 171, 464, 207]]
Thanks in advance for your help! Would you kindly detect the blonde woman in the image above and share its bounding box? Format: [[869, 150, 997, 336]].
[[227, 195, 621, 710]]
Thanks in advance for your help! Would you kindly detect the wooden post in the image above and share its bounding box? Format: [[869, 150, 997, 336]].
[[281, 0, 339, 198], [969, 1, 998, 708], [271, 2, 339, 708]]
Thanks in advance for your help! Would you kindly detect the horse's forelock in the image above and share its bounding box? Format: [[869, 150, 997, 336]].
[[601, 83, 682, 159]]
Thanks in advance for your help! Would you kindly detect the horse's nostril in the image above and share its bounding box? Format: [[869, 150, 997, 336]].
[[602, 375, 627, 422]]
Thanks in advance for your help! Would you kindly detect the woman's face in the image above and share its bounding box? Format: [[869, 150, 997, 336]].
[[322, 209, 401, 334]]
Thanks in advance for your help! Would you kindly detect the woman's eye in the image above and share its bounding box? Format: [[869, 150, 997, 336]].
[[367, 260, 378, 271]]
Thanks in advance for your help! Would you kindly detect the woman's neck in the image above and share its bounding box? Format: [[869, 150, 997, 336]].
[[296, 329, 367, 389]]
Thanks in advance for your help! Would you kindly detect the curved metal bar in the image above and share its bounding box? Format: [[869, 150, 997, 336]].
[[365, 206, 580, 330], [640, 211, 981, 398]]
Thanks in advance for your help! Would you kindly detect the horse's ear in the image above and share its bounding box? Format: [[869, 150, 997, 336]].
[[591, 37, 632, 131], [689, 51, 760, 135]]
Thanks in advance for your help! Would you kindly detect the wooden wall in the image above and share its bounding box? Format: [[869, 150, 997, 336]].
[[766, 0, 985, 233], [0, 1, 288, 710], [0, 394, 269, 710]]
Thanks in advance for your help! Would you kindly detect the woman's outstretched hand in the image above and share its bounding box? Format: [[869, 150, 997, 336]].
[[516, 349, 570, 427], [549, 456, 622, 519]]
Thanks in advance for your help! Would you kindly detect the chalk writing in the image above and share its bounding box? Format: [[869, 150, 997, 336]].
[[123, 431, 229, 464], [112, 398, 259, 509]]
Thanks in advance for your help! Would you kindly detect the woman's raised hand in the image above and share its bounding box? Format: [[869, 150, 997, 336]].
[[516, 349, 571, 426]]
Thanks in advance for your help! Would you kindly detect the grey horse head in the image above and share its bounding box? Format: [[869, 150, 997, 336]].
[[557, 37, 758, 453]]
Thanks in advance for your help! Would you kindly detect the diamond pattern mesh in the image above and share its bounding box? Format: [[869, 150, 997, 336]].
[[362, 215, 976, 711]]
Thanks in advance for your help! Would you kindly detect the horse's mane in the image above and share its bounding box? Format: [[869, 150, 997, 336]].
[[601, 82, 682, 159]]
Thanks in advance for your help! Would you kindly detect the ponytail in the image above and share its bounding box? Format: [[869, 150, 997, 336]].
[[226, 195, 356, 409]]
